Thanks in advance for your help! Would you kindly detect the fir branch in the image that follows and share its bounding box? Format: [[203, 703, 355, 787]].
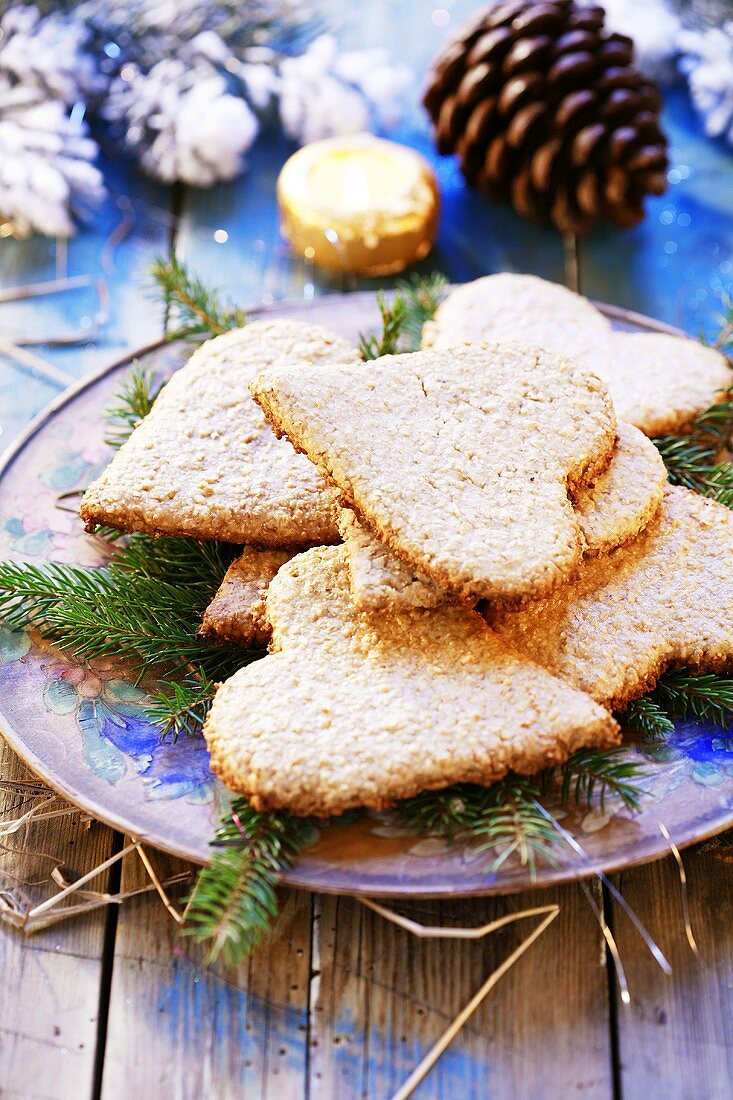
[[653, 670, 733, 729], [558, 747, 645, 812], [0, 540, 244, 680], [358, 290, 408, 359], [623, 671, 733, 739], [104, 364, 165, 449], [653, 428, 733, 504], [111, 532, 239, 591], [472, 777, 560, 879], [151, 256, 248, 340], [147, 672, 218, 740], [393, 784, 481, 842], [184, 800, 312, 966], [358, 272, 447, 359], [623, 696, 676, 741], [395, 271, 448, 352], [397, 747, 647, 879]]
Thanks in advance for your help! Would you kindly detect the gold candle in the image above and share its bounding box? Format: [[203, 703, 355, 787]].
[[277, 134, 440, 276]]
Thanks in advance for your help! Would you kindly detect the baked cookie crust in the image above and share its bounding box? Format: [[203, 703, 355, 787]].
[[204, 546, 619, 817]]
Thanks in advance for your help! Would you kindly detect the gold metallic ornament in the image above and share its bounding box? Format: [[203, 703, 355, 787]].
[[277, 134, 440, 276]]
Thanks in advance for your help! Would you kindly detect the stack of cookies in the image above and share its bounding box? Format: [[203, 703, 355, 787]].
[[81, 275, 733, 819]]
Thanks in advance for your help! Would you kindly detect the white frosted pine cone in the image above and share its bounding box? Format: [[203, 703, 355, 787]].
[[0, 81, 105, 237], [278, 34, 411, 145], [0, 5, 103, 105], [679, 23, 733, 144], [105, 54, 259, 185]]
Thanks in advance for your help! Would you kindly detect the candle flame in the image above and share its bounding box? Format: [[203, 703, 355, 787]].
[[342, 163, 371, 210]]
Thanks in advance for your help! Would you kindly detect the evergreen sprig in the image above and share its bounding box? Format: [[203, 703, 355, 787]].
[[151, 256, 248, 340], [397, 748, 647, 880], [184, 800, 312, 967], [622, 696, 676, 741], [653, 418, 733, 505], [556, 747, 644, 812], [358, 272, 447, 359], [397, 271, 449, 350], [623, 670, 733, 737], [653, 670, 733, 728], [148, 672, 220, 741], [358, 290, 408, 359], [0, 536, 243, 680], [472, 777, 560, 877], [104, 364, 165, 449]]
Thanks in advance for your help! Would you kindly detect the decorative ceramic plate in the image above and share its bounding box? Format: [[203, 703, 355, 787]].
[[1, 291, 731, 898]]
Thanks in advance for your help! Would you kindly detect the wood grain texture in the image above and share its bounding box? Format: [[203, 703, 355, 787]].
[[309, 888, 612, 1100], [0, 740, 114, 1100], [611, 839, 733, 1100], [1, 2, 733, 1093], [100, 850, 312, 1100]]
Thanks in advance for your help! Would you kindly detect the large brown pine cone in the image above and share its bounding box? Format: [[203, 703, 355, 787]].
[[423, 0, 668, 233]]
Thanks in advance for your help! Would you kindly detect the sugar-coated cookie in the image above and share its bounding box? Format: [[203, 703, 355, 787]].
[[422, 272, 610, 360], [204, 546, 619, 817], [489, 486, 733, 709], [421, 273, 731, 436], [81, 321, 361, 545], [340, 421, 667, 610], [199, 547, 294, 647], [252, 343, 617, 604]]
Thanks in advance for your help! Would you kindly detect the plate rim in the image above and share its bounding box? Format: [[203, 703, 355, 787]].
[[1, 291, 724, 898]]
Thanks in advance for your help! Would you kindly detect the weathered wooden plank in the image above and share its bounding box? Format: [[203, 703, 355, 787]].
[[100, 848, 312, 1100], [609, 836, 733, 1100], [309, 886, 612, 1099], [0, 739, 115, 1100]]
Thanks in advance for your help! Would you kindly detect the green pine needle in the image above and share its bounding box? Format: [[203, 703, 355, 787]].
[[0, 536, 244, 679], [147, 672, 219, 740], [151, 256, 248, 340], [397, 747, 647, 880], [104, 364, 165, 449], [472, 777, 560, 879], [623, 696, 676, 741], [358, 273, 447, 359], [396, 271, 448, 351], [623, 671, 733, 739], [358, 290, 408, 359], [184, 801, 312, 967], [654, 670, 733, 729], [393, 784, 481, 842], [557, 747, 645, 813]]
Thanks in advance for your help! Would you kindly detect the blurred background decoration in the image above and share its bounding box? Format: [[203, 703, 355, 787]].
[[0, 0, 411, 237], [0, 0, 732, 241]]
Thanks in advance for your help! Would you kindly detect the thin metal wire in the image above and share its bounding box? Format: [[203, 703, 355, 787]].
[[659, 822, 700, 957], [534, 801, 672, 975]]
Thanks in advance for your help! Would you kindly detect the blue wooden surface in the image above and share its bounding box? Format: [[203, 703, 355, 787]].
[[1, 3, 733, 1098]]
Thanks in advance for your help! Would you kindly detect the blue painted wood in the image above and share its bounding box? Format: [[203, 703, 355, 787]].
[[579, 87, 733, 338], [175, 1, 567, 304], [0, 152, 170, 448], [1, 6, 733, 1098]]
